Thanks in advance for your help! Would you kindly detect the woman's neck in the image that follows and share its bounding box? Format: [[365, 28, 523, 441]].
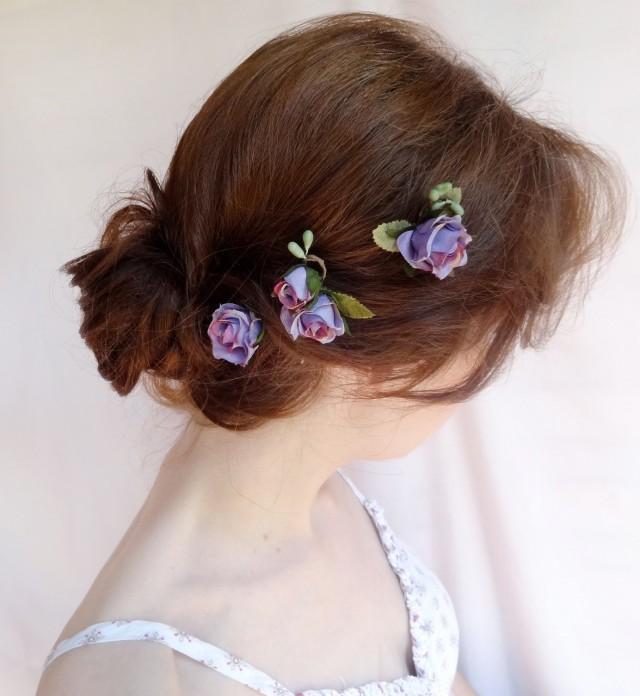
[[139, 403, 356, 571]]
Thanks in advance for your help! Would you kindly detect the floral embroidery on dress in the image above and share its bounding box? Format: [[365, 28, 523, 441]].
[[83, 627, 102, 643], [421, 619, 434, 634], [226, 654, 246, 671], [41, 469, 459, 696]]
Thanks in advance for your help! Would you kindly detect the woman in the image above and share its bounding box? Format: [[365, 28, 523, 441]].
[[36, 11, 625, 696]]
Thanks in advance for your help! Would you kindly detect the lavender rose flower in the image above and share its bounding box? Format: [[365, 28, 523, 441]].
[[280, 293, 345, 344], [207, 302, 263, 366], [272, 265, 313, 310], [396, 214, 472, 279]]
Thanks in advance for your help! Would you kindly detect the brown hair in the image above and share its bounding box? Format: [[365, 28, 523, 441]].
[[60, 11, 628, 430]]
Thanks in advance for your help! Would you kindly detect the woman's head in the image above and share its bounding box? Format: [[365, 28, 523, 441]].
[[61, 11, 627, 432]]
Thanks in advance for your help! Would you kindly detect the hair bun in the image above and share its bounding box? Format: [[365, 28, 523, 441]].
[[60, 13, 627, 431], [60, 168, 188, 395]]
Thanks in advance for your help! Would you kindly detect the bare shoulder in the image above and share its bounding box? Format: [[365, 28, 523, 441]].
[[33, 578, 257, 696], [35, 639, 271, 696], [452, 670, 479, 696], [35, 638, 181, 696], [34, 541, 193, 694]]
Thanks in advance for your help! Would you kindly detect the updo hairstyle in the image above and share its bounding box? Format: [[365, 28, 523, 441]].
[[60, 12, 628, 430]]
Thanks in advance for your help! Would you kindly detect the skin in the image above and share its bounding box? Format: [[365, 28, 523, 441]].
[[37, 349, 481, 696]]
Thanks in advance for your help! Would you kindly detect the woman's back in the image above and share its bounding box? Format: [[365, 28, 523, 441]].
[[37, 468, 459, 696]]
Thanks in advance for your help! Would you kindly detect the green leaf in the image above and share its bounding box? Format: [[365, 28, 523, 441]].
[[305, 266, 322, 296], [305, 292, 322, 311], [427, 182, 464, 217], [287, 241, 306, 259], [372, 226, 398, 252], [329, 290, 375, 319], [302, 229, 314, 253], [429, 181, 453, 201], [449, 186, 462, 204], [403, 262, 418, 277], [371, 219, 413, 252], [341, 315, 352, 336], [385, 219, 414, 239], [255, 323, 265, 343]]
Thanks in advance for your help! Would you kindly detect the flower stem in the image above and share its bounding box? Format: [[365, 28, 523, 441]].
[[306, 253, 327, 280]]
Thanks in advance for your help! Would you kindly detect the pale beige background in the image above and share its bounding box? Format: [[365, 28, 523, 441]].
[[1, 1, 639, 695]]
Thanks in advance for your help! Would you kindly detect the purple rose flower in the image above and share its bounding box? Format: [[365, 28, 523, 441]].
[[396, 214, 472, 279], [279, 293, 345, 344], [207, 302, 263, 366], [273, 265, 313, 310]]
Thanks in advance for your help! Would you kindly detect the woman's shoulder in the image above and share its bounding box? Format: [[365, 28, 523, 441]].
[[34, 584, 229, 696], [37, 639, 281, 696], [36, 577, 168, 695], [35, 537, 214, 695], [49, 544, 175, 642], [35, 633, 180, 696], [51, 493, 224, 637]]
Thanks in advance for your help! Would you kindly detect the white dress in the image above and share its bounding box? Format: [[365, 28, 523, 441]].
[[41, 468, 460, 695]]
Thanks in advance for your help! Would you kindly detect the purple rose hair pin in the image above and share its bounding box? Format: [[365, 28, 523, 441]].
[[272, 229, 375, 344], [372, 181, 473, 279], [207, 230, 375, 366], [207, 182, 472, 366], [207, 302, 264, 367]]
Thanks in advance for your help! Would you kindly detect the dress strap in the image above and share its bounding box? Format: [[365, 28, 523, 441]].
[[42, 619, 293, 696], [336, 467, 368, 505]]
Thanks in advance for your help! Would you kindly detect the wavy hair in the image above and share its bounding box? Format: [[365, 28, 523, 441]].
[[60, 11, 628, 429]]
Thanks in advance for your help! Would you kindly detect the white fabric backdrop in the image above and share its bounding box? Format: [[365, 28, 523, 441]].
[[1, 1, 638, 695]]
